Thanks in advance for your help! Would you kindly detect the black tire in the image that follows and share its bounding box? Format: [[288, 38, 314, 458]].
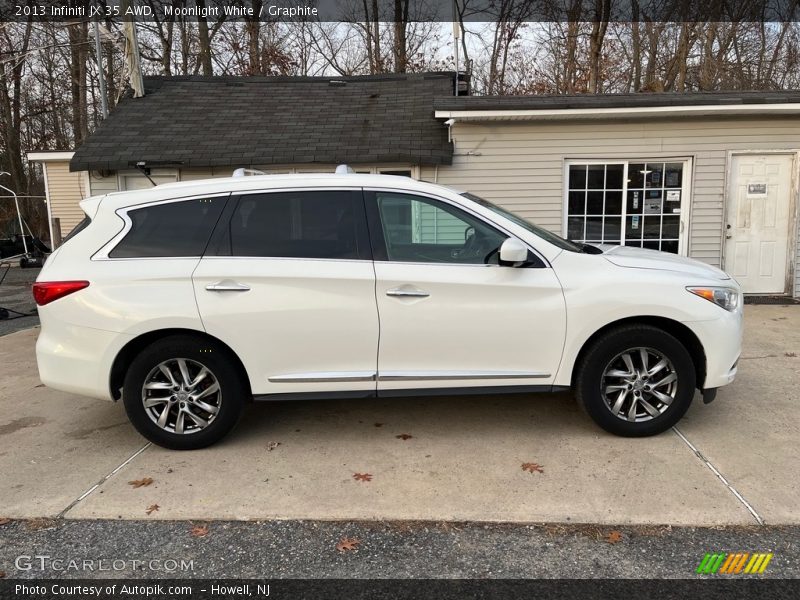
[[575, 325, 696, 437], [122, 335, 246, 450]]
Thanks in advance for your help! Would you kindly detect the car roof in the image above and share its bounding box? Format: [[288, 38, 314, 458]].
[[101, 173, 453, 204]]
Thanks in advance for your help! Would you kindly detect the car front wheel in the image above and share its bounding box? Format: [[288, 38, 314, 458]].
[[575, 325, 696, 437], [122, 335, 246, 449]]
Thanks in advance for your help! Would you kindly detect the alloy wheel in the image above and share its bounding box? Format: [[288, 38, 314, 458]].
[[600, 347, 678, 422], [141, 358, 222, 434]]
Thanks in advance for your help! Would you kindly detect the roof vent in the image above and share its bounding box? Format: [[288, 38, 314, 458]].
[[335, 164, 355, 174], [329, 80, 347, 87]]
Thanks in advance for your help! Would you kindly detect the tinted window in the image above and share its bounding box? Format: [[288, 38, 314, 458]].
[[110, 197, 226, 258], [372, 192, 506, 265], [226, 191, 364, 259]]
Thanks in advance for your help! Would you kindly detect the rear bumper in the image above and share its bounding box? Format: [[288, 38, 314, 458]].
[[36, 316, 130, 401], [684, 308, 743, 390]]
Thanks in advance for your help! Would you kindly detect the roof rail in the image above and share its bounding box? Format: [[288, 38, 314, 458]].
[[232, 167, 267, 177], [335, 164, 355, 174]]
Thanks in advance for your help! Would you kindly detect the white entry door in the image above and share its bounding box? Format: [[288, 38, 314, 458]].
[[725, 154, 795, 294]]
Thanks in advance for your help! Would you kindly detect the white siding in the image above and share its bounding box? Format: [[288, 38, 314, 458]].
[[45, 161, 89, 238], [422, 117, 800, 295]]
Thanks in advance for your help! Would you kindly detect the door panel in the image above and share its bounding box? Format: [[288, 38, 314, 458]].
[[374, 262, 566, 390], [366, 190, 566, 391], [725, 155, 794, 294], [193, 189, 379, 395], [193, 258, 378, 395]]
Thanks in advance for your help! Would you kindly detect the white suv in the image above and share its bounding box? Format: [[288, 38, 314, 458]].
[[34, 173, 742, 449]]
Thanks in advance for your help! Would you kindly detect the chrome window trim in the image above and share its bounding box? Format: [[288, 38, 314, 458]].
[[364, 186, 552, 269]]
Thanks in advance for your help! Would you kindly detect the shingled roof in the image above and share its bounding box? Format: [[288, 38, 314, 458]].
[[70, 72, 456, 172]]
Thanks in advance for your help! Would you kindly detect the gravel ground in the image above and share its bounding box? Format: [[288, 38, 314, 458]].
[[0, 519, 797, 579], [0, 265, 39, 336]]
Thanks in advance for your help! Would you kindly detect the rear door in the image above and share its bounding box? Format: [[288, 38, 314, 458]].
[[192, 188, 379, 396]]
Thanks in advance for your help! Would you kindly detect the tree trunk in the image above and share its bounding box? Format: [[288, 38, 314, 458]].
[[196, 0, 214, 75]]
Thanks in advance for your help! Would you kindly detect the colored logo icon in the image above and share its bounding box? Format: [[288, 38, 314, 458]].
[[696, 552, 773, 574]]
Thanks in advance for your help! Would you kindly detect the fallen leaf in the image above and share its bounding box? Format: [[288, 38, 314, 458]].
[[521, 462, 544, 474], [374, 423, 384, 427], [167, 468, 174, 474], [128, 477, 154, 488], [0, 518, 11, 526], [145, 504, 160, 515], [0, 571, 5, 578], [190, 523, 209, 538], [352, 472, 373, 482], [266, 441, 281, 451], [336, 537, 361, 552], [785, 352, 797, 357], [25, 518, 57, 531], [606, 530, 623, 544]]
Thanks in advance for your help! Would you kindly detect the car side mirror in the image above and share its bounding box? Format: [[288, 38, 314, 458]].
[[499, 238, 528, 265]]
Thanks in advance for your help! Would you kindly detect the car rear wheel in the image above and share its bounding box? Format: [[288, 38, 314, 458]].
[[575, 325, 696, 437], [122, 335, 246, 449]]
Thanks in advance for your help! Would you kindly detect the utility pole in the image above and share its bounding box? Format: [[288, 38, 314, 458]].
[[452, 0, 461, 96], [93, 20, 109, 117], [122, 0, 145, 97]]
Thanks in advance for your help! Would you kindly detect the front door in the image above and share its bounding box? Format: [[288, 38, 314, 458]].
[[193, 189, 379, 396], [725, 154, 795, 294], [365, 190, 566, 393]]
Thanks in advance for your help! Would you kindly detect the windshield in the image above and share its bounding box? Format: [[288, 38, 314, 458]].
[[461, 192, 584, 253]]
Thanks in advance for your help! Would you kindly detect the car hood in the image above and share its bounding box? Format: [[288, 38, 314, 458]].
[[594, 244, 731, 280]]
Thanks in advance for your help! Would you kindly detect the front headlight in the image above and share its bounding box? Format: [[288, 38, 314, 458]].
[[686, 286, 740, 312]]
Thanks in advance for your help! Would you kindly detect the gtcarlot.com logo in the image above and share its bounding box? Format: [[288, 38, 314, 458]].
[[696, 552, 773, 575]]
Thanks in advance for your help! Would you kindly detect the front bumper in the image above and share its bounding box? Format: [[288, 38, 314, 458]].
[[684, 307, 743, 390]]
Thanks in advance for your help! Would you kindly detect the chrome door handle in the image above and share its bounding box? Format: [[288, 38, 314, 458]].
[[386, 288, 430, 298], [205, 281, 251, 292]]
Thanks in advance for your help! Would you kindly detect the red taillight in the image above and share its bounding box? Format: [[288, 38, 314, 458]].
[[32, 281, 90, 306]]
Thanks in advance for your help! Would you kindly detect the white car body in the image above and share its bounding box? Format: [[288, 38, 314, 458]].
[[34, 173, 743, 443]]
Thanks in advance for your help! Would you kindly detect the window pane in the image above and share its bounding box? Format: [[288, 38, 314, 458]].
[[643, 190, 663, 214], [585, 216, 603, 239], [587, 191, 604, 214], [664, 163, 683, 188], [567, 217, 584, 240], [626, 215, 643, 240], [376, 193, 506, 264], [229, 191, 361, 259], [662, 215, 680, 238], [568, 191, 585, 214], [626, 190, 643, 214], [646, 162, 664, 188], [661, 240, 679, 254], [628, 163, 645, 189], [605, 191, 622, 214], [643, 240, 660, 250], [606, 164, 624, 189], [643, 215, 662, 239], [111, 197, 226, 258], [587, 165, 605, 189], [569, 165, 587, 189], [603, 216, 621, 241]]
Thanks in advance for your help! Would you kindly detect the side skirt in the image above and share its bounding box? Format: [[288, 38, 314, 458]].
[[252, 385, 566, 402]]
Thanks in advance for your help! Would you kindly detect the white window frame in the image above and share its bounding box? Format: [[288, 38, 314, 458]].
[[562, 158, 693, 256]]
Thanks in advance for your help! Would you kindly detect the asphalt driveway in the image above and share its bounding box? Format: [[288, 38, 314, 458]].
[[0, 306, 798, 525]]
